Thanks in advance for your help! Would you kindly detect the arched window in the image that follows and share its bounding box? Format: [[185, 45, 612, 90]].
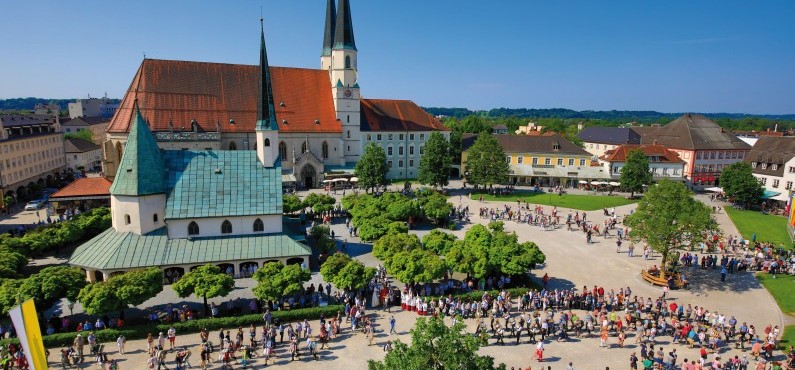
[[124, 214, 131, 225], [279, 142, 287, 160], [301, 142, 307, 154], [228, 141, 237, 150], [253, 218, 264, 232], [221, 220, 232, 234], [345, 55, 351, 69], [322, 141, 329, 159], [115, 142, 123, 162], [188, 221, 199, 235], [264, 138, 270, 147]]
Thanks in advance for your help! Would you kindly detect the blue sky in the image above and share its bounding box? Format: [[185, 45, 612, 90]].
[[1, 1, 793, 114]]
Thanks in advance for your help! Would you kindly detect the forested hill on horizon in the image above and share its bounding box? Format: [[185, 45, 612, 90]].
[[422, 107, 795, 122]]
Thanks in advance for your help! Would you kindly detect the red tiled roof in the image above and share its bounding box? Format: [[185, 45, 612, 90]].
[[600, 144, 685, 163], [50, 177, 112, 199], [360, 99, 449, 132], [107, 59, 340, 134]]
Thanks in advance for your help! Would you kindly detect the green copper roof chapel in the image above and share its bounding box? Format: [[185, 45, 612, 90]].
[[321, 0, 336, 56], [333, 0, 356, 51], [109, 100, 167, 196], [256, 18, 278, 131]]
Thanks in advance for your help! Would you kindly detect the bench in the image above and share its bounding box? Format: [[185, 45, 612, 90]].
[[641, 270, 685, 289]]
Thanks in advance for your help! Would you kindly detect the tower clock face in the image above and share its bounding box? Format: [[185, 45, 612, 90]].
[[344, 89, 352, 98]]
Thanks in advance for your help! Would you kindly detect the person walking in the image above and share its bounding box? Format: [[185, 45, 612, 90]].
[[74, 334, 85, 362], [389, 316, 396, 335], [167, 327, 176, 350], [116, 335, 126, 355]]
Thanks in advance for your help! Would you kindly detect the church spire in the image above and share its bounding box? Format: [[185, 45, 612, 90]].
[[109, 100, 166, 196], [333, 0, 356, 51], [321, 0, 336, 56], [256, 17, 277, 131]]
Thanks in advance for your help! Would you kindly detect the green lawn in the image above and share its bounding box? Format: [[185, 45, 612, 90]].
[[476, 191, 637, 211], [782, 325, 795, 349], [757, 273, 795, 315], [724, 207, 791, 247]]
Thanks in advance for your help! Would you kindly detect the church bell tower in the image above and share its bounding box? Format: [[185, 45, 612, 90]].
[[326, 0, 361, 163], [255, 18, 279, 168]]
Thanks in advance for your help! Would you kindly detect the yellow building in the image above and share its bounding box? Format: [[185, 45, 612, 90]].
[[462, 134, 608, 187], [0, 114, 66, 202]]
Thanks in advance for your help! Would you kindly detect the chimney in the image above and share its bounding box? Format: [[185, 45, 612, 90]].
[[653, 139, 658, 145]]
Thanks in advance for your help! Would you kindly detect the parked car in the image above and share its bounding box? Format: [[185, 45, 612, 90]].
[[24, 200, 46, 211]]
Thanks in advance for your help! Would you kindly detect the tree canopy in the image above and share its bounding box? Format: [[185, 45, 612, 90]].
[[303, 193, 337, 213], [422, 230, 457, 255], [252, 262, 311, 302], [172, 264, 235, 315], [445, 223, 545, 279], [720, 162, 763, 208], [0, 266, 87, 314], [78, 267, 164, 316], [464, 134, 509, 187], [620, 149, 653, 197], [283, 195, 304, 214], [355, 143, 389, 192], [368, 316, 505, 370], [624, 180, 718, 276], [418, 132, 452, 188]]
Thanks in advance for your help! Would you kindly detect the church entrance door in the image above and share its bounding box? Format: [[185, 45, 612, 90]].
[[301, 164, 317, 188]]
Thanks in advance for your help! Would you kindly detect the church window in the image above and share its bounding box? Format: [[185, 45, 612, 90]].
[[279, 142, 287, 159], [153, 214, 158, 222], [345, 55, 351, 69], [322, 141, 329, 159], [188, 221, 199, 236], [301, 142, 307, 154], [228, 141, 237, 150], [221, 220, 233, 234], [253, 218, 264, 232], [264, 138, 270, 147], [124, 214, 131, 225]]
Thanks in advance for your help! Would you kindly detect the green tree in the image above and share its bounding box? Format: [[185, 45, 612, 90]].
[[368, 316, 505, 370], [283, 195, 304, 214], [303, 193, 337, 213], [387, 249, 446, 284], [445, 224, 544, 279], [418, 191, 453, 223], [464, 134, 509, 187], [64, 129, 94, 143], [0, 247, 28, 279], [624, 179, 718, 277], [720, 162, 763, 208], [320, 252, 351, 284], [373, 232, 422, 261], [418, 132, 452, 188], [449, 131, 462, 164], [78, 267, 163, 317], [620, 149, 653, 198], [332, 259, 376, 292], [355, 143, 389, 193], [253, 262, 311, 302], [422, 230, 457, 255], [172, 264, 235, 316], [0, 267, 87, 314]]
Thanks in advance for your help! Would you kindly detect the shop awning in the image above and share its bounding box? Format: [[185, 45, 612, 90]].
[[763, 190, 782, 199]]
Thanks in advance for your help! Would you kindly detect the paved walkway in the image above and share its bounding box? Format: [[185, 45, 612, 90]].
[[41, 181, 788, 369]]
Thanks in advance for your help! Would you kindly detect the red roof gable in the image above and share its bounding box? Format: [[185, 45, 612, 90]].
[[360, 99, 449, 132], [600, 144, 685, 163], [107, 59, 340, 134], [50, 177, 112, 199]]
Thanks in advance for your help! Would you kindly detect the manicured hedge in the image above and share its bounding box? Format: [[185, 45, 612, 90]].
[[1, 305, 343, 348]]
